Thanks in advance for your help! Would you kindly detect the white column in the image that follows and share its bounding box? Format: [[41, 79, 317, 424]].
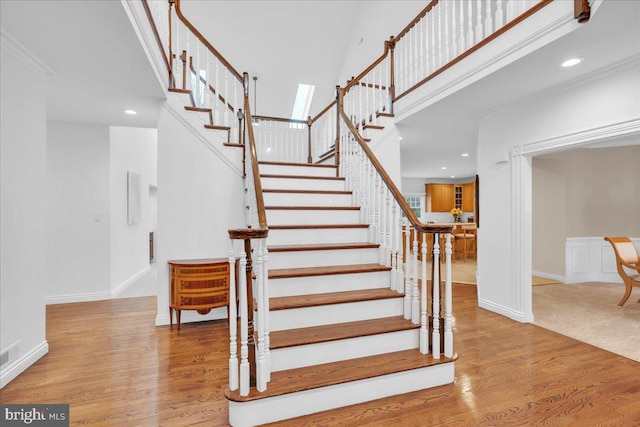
[[238, 242, 249, 395], [420, 232, 428, 354], [432, 233, 441, 359], [255, 239, 266, 392], [444, 232, 454, 358], [228, 244, 238, 391], [411, 229, 419, 324], [403, 221, 412, 319]]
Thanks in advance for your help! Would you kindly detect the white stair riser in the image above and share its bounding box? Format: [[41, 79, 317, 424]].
[[270, 298, 403, 331], [271, 329, 418, 372], [266, 209, 361, 225], [263, 192, 353, 207], [267, 227, 370, 246], [228, 362, 455, 427], [261, 177, 345, 192], [269, 271, 391, 298], [268, 248, 379, 269], [259, 164, 337, 177]]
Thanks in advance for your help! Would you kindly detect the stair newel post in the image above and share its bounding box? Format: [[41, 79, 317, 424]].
[[306, 116, 312, 164], [237, 237, 250, 395], [388, 36, 395, 114], [420, 232, 428, 354], [255, 238, 266, 392], [262, 242, 271, 382], [335, 86, 341, 171], [432, 233, 441, 359], [180, 50, 187, 90], [390, 201, 398, 291], [403, 220, 412, 320], [244, 237, 257, 387], [228, 242, 238, 391], [444, 232, 454, 358], [411, 228, 419, 324]]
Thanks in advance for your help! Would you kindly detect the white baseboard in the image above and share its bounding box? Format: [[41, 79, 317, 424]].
[[46, 266, 152, 305], [532, 270, 566, 283], [478, 298, 528, 323], [111, 265, 151, 297], [0, 341, 48, 389]]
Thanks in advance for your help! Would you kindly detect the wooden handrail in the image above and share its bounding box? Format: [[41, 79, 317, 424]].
[[173, 0, 243, 83], [188, 63, 237, 112], [339, 88, 451, 235], [394, 0, 553, 103], [141, 0, 175, 87], [344, 41, 392, 93], [311, 100, 336, 124], [253, 115, 307, 125], [395, 0, 439, 43], [243, 73, 268, 229]]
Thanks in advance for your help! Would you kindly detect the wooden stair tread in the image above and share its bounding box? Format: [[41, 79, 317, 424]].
[[376, 112, 394, 118], [364, 138, 372, 142], [363, 124, 384, 130], [184, 106, 211, 113], [225, 349, 456, 402], [204, 124, 231, 131], [269, 263, 390, 279], [262, 189, 351, 195], [168, 87, 191, 94], [223, 143, 243, 148], [270, 288, 401, 311], [265, 206, 360, 211], [268, 242, 378, 252], [268, 224, 369, 230], [260, 174, 344, 181], [259, 161, 336, 169]]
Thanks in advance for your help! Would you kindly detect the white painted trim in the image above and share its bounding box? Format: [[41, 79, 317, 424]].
[[478, 298, 527, 323], [532, 270, 566, 283], [163, 100, 244, 178], [0, 29, 56, 76], [0, 341, 48, 389], [46, 291, 112, 305], [228, 362, 455, 427], [565, 237, 640, 284], [520, 118, 640, 156], [111, 265, 151, 297]]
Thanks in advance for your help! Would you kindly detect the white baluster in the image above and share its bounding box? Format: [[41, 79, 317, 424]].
[[396, 205, 405, 291], [484, 0, 493, 38], [238, 243, 249, 395], [476, 0, 484, 44], [430, 10, 436, 74], [224, 70, 229, 126], [451, 1, 458, 60], [205, 52, 210, 110], [403, 221, 412, 319], [255, 239, 266, 392], [214, 60, 220, 124], [432, 233, 441, 359], [459, 0, 466, 56], [390, 202, 398, 292], [467, 0, 474, 50], [444, 232, 453, 358], [368, 162, 375, 241], [495, 0, 505, 29], [228, 244, 238, 391], [411, 228, 419, 324], [420, 232, 428, 354], [385, 189, 391, 267], [437, 4, 443, 69], [263, 243, 271, 382], [233, 78, 238, 143], [379, 186, 387, 265], [443, 1, 450, 64]]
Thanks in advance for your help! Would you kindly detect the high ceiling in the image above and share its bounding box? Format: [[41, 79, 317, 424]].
[[1, 0, 637, 180]]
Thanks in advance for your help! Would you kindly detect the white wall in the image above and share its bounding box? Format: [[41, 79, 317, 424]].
[[477, 62, 640, 322], [110, 126, 157, 295], [45, 122, 111, 303], [0, 51, 48, 387], [156, 105, 246, 326]]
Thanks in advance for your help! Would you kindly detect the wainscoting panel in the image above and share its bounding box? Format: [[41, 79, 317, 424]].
[[565, 237, 640, 284]]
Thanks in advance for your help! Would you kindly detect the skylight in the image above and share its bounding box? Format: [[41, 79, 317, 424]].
[[291, 84, 315, 121]]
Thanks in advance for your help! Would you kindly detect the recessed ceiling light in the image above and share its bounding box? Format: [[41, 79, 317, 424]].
[[124, 109, 137, 115], [441, 166, 447, 170], [561, 57, 583, 68], [461, 153, 469, 157]]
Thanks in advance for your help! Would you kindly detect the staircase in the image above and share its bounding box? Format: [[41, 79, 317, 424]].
[[225, 161, 456, 426]]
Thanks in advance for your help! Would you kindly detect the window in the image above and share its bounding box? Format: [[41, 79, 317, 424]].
[[404, 195, 423, 218], [290, 83, 315, 127]]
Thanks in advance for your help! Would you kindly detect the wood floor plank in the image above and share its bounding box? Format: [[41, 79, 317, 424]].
[[1, 286, 639, 426]]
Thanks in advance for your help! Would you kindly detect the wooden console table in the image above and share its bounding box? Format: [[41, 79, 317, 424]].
[[168, 258, 230, 330]]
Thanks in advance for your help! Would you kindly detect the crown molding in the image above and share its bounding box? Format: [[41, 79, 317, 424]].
[[0, 29, 56, 76]]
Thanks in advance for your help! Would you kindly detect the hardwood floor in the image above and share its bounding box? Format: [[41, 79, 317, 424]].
[[2, 286, 639, 426]]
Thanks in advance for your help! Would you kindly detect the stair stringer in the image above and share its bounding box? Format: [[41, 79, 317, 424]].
[[228, 361, 455, 427], [164, 91, 244, 176]]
